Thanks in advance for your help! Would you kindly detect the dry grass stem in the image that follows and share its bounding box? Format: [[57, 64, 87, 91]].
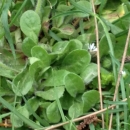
[[91, 0, 104, 128], [108, 27, 130, 130]]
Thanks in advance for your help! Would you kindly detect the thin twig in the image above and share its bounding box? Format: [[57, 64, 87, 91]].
[[108, 27, 130, 130], [35, 97, 130, 130], [91, 0, 104, 128]]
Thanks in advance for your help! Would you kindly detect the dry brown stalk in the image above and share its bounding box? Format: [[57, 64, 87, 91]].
[[108, 27, 130, 130], [91, 0, 104, 128]]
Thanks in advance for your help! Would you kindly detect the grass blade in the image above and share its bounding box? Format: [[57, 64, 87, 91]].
[[1, 1, 16, 59], [22, 95, 49, 126], [49, 30, 62, 42], [0, 0, 6, 16], [0, 96, 42, 129], [98, 0, 107, 14], [9, 0, 28, 27]]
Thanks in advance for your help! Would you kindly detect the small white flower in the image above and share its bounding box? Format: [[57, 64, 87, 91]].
[[88, 43, 97, 52], [121, 71, 126, 77]]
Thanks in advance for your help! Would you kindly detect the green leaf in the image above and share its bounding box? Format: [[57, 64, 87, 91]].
[[60, 92, 74, 110], [73, 1, 92, 18], [29, 57, 41, 65], [0, 48, 25, 70], [68, 102, 83, 118], [107, 22, 123, 35], [59, 24, 75, 35], [36, 86, 65, 101], [52, 12, 64, 27], [12, 67, 34, 96], [99, 34, 115, 58], [77, 33, 96, 45], [102, 57, 112, 69], [101, 68, 113, 86], [0, 62, 17, 79], [31, 59, 43, 78], [22, 95, 49, 127], [64, 124, 77, 130], [31, 46, 51, 67], [46, 101, 61, 123], [40, 102, 51, 109], [82, 90, 100, 112], [43, 69, 69, 87], [51, 41, 69, 60], [25, 97, 39, 115], [22, 37, 36, 57], [52, 41, 69, 54], [68, 39, 83, 51], [12, 59, 43, 96], [65, 73, 85, 97], [20, 10, 41, 42], [80, 63, 98, 85], [115, 35, 130, 59], [62, 49, 91, 74], [29, 58, 45, 76], [0, 77, 14, 96], [11, 106, 29, 128], [125, 63, 130, 72]]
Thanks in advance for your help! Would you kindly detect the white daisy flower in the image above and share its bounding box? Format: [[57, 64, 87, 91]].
[[88, 43, 97, 52], [121, 70, 126, 77]]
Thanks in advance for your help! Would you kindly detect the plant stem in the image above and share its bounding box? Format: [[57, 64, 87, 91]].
[[108, 26, 130, 130], [91, 0, 104, 128]]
